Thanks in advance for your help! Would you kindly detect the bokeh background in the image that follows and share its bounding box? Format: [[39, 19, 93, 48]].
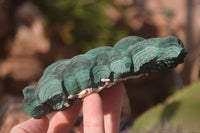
[[0, 0, 200, 132]]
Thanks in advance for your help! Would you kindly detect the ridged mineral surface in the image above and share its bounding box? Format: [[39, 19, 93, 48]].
[[23, 36, 187, 119]]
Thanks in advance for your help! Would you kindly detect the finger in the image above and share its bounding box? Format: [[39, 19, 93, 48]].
[[10, 116, 49, 133], [83, 93, 104, 133], [47, 102, 82, 133], [101, 82, 125, 133]]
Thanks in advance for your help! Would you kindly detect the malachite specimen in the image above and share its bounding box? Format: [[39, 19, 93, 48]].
[[23, 36, 187, 119]]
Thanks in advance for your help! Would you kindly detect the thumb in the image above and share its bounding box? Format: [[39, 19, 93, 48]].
[[10, 116, 49, 133]]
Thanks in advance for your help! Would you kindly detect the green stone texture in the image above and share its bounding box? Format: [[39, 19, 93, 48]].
[[23, 36, 187, 119]]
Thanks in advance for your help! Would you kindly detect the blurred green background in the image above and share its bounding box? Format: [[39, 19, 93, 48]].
[[0, 0, 200, 132]]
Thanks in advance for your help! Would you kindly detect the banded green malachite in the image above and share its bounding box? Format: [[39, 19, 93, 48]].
[[23, 36, 187, 119]]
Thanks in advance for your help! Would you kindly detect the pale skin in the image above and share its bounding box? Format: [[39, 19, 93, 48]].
[[10, 82, 125, 133]]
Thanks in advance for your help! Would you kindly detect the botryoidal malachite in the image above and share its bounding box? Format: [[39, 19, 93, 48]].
[[23, 36, 187, 119]]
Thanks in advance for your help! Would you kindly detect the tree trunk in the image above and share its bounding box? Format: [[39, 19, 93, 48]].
[[181, 0, 200, 85]]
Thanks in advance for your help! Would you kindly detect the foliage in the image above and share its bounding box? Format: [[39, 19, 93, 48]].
[[132, 81, 200, 133], [33, 0, 128, 53]]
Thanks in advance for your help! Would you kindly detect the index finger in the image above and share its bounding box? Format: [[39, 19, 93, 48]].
[[47, 102, 82, 133], [82, 93, 105, 133]]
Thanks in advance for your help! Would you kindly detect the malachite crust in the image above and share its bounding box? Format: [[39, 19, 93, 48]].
[[23, 36, 187, 119]]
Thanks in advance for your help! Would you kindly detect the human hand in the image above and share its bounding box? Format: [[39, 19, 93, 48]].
[[10, 82, 125, 133]]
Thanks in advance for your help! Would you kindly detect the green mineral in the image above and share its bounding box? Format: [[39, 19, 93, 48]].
[[23, 36, 187, 119]]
